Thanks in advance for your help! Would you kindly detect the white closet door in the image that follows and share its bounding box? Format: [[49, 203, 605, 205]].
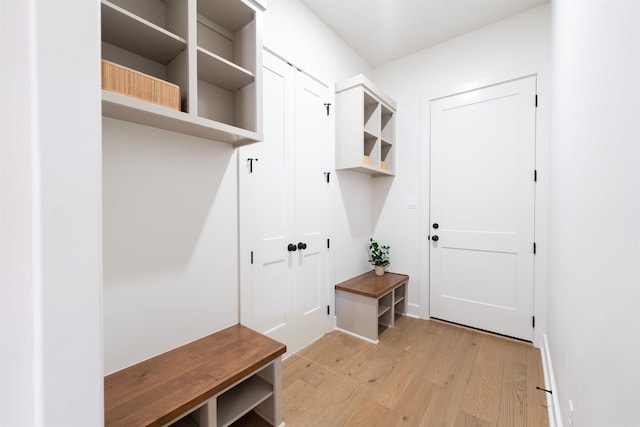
[[239, 51, 296, 351], [239, 52, 329, 355], [430, 76, 536, 341], [293, 71, 330, 346]]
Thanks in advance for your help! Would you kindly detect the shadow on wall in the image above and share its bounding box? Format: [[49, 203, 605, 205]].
[[102, 119, 235, 281], [371, 175, 394, 230], [335, 170, 373, 238], [334, 169, 394, 237]]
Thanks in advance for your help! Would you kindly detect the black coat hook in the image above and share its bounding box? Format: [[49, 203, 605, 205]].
[[248, 158, 259, 173]]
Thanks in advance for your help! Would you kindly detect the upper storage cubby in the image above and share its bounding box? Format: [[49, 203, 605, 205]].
[[101, 0, 266, 146], [335, 75, 397, 176], [195, 0, 257, 131]]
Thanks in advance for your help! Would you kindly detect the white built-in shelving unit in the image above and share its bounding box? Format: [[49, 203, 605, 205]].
[[101, 0, 266, 146], [335, 74, 397, 176]]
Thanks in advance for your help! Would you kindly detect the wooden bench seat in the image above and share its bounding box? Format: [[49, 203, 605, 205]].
[[104, 324, 286, 427], [335, 271, 409, 343]]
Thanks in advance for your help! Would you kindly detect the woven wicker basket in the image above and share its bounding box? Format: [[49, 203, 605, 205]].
[[101, 59, 180, 111]]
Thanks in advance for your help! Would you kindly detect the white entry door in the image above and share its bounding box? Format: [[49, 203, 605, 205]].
[[429, 76, 536, 341], [239, 51, 329, 355]]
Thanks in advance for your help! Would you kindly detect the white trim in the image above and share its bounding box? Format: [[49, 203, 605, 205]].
[[28, 0, 44, 422], [263, 47, 330, 89], [335, 327, 379, 345], [404, 312, 422, 320], [541, 334, 562, 427], [406, 302, 423, 318]]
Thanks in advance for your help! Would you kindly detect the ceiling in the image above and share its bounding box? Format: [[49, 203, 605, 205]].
[[300, 0, 548, 67]]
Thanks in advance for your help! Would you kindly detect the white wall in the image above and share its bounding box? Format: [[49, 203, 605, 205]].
[[103, 0, 372, 373], [0, 1, 103, 425], [263, 0, 371, 84], [370, 5, 551, 330], [548, 1, 640, 425], [102, 121, 240, 374]]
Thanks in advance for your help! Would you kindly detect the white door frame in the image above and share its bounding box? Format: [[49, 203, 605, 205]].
[[419, 74, 549, 348]]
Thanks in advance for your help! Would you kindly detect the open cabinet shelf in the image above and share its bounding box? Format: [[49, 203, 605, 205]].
[[196, 47, 254, 91], [100, 0, 266, 146], [335, 74, 397, 176], [101, 1, 187, 64], [217, 375, 273, 426]]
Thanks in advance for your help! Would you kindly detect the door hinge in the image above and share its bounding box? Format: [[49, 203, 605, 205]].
[[327, 305, 330, 315], [250, 251, 254, 265], [534, 169, 537, 182], [533, 242, 537, 254], [327, 238, 330, 249], [324, 103, 331, 116], [535, 94, 538, 107], [532, 316, 536, 328]]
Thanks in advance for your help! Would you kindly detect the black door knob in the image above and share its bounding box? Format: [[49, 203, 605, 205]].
[[297, 242, 307, 250], [287, 243, 297, 252], [433, 223, 439, 229], [432, 235, 439, 242]]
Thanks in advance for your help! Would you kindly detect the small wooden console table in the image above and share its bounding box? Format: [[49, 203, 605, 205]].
[[104, 324, 286, 427], [335, 271, 409, 343]]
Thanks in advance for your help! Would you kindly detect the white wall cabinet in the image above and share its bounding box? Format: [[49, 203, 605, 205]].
[[101, 0, 266, 146], [335, 74, 397, 176]]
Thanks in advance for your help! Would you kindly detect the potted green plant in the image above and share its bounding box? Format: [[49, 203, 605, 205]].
[[368, 238, 390, 276]]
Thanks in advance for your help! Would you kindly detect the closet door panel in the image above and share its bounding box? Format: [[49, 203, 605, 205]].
[[239, 51, 296, 353]]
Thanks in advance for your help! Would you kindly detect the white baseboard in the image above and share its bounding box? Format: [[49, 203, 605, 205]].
[[335, 327, 379, 344], [541, 334, 562, 427], [407, 302, 422, 318]]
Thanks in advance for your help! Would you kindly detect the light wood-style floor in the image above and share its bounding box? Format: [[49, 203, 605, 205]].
[[235, 317, 549, 427]]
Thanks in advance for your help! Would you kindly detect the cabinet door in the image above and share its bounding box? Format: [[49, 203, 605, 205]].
[[239, 51, 329, 355]]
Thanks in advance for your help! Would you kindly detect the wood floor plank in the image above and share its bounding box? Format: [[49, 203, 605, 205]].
[[344, 399, 391, 426], [386, 376, 439, 426], [496, 360, 528, 426], [419, 330, 481, 426], [370, 341, 429, 409], [232, 317, 549, 427], [282, 354, 326, 388], [299, 331, 373, 378], [423, 326, 480, 388], [454, 411, 492, 427], [460, 364, 501, 422], [349, 342, 406, 391]]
